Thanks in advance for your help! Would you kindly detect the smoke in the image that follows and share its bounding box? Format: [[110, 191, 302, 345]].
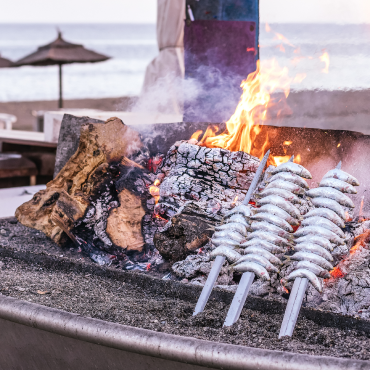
[[128, 64, 245, 123]]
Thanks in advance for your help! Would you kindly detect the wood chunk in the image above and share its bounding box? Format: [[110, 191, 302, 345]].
[[16, 117, 145, 252], [106, 188, 146, 251]]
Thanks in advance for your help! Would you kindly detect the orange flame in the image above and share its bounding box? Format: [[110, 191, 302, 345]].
[[273, 32, 295, 48], [195, 60, 298, 163], [283, 140, 292, 146], [319, 51, 330, 73], [231, 195, 238, 206], [359, 196, 364, 220], [149, 179, 161, 204], [191, 130, 203, 141], [189, 54, 307, 167], [337, 143, 341, 148]]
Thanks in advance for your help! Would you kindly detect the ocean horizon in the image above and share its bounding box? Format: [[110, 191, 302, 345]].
[[0, 23, 370, 102]]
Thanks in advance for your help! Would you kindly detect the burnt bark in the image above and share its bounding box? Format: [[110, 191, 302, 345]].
[[154, 203, 216, 263]]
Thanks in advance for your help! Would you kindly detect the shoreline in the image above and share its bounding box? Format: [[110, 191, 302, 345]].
[[0, 96, 137, 131]]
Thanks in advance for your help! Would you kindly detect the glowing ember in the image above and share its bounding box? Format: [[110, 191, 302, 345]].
[[337, 143, 341, 148], [149, 180, 161, 204], [345, 211, 353, 222], [319, 51, 330, 73], [326, 230, 370, 281], [283, 140, 293, 146], [154, 213, 168, 223]]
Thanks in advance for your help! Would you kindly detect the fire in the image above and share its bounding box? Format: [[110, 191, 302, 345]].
[[192, 59, 304, 166], [231, 195, 238, 206], [319, 51, 330, 73], [273, 156, 290, 166], [359, 196, 364, 221], [191, 130, 203, 141], [345, 211, 352, 222], [149, 179, 161, 204], [327, 230, 370, 281], [337, 143, 341, 148], [283, 140, 292, 146]]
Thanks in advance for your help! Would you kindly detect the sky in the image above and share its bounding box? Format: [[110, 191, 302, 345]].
[[0, 0, 370, 24]]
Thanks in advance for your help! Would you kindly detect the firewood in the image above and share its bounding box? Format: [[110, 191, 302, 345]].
[[16, 117, 147, 252]]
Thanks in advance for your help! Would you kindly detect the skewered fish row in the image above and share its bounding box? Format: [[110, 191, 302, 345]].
[[209, 204, 252, 263], [230, 159, 312, 282], [283, 166, 359, 292]]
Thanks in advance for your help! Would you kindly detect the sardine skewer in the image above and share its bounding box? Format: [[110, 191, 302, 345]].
[[223, 154, 296, 327], [279, 161, 359, 338], [193, 150, 270, 316]]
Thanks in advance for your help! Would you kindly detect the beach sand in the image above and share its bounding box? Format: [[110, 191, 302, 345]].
[[0, 90, 370, 134], [0, 96, 136, 131]]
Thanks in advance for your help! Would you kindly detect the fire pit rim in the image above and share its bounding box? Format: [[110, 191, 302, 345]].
[[0, 294, 368, 370]]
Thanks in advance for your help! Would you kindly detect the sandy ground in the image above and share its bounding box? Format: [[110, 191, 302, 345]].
[[0, 217, 370, 361], [0, 97, 137, 131], [1, 89, 370, 133]]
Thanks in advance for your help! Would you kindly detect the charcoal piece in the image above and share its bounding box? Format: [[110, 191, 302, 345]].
[[154, 203, 217, 263], [172, 253, 233, 285], [172, 255, 211, 279]]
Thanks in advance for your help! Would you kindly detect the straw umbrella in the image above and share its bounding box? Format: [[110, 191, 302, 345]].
[[0, 54, 14, 68], [15, 32, 110, 108]]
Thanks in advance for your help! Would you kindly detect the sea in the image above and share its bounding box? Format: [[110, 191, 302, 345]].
[[0, 23, 370, 102]]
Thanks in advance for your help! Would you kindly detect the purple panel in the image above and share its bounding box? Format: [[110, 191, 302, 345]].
[[184, 20, 257, 122], [185, 20, 256, 77]]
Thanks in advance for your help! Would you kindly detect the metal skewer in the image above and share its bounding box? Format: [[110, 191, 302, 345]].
[[278, 160, 342, 337], [278, 277, 308, 338], [193, 150, 270, 316], [224, 151, 288, 327]]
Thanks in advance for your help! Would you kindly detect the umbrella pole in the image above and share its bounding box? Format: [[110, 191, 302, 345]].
[[58, 64, 63, 109]]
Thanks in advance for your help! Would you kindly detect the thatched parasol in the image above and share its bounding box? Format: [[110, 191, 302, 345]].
[[0, 54, 14, 68], [15, 32, 110, 108]]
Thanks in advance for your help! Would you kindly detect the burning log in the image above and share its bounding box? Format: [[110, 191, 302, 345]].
[[15, 117, 154, 255], [155, 139, 260, 217], [152, 139, 260, 263]]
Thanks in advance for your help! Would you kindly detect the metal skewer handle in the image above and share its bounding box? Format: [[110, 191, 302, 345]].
[[279, 277, 308, 338], [193, 150, 270, 316], [193, 255, 225, 315], [223, 272, 255, 326]]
